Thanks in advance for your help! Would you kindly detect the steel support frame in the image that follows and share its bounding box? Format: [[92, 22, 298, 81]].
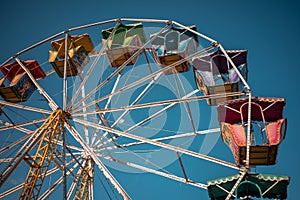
[[19, 109, 68, 200], [74, 158, 94, 200]]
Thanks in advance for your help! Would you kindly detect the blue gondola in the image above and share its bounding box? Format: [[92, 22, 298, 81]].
[[151, 25, 198, 75]]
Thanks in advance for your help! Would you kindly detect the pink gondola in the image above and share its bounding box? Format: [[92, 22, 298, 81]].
[[217, 97, 287, 166]]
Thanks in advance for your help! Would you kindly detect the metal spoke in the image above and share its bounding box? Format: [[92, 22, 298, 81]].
[[64, 122, 132, 200], [101, 155, 208, 189], [73, 118, 239, 170], [71, 23, 172, 112], [96, 128, 220, 151]]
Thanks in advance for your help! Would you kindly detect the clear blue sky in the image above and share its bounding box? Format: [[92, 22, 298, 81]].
[[0, 0, 299, 199]]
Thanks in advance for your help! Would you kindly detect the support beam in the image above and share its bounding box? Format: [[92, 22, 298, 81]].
[[19, 109, 68, 200], [74, 158, 94, 200], [65, 124, 132, 200]]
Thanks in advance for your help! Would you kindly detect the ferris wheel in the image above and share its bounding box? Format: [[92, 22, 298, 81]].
[[0, 18, 290, 199]]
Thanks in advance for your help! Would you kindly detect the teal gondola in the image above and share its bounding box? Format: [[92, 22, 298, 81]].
[[207, 173, 290, 200], [151, 25, 198, 75]]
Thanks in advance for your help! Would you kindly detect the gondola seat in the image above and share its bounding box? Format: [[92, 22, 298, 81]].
[[0, 73, 36, 103], [218, 97, 287, 166], [49, 45, 89, 78]]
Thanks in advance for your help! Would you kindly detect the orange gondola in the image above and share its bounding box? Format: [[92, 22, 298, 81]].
[[49, 33, 94, 78], [217, 97, 287, 166], [0, 60, 46, 103]]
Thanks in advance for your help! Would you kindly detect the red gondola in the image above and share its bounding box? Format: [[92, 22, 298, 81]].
[[0, 60, 46, 103], [193, 50, 247, 106], [217, 97, 287, 166]]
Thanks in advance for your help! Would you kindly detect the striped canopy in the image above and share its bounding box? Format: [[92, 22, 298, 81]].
[[207, 173, 290, 199]]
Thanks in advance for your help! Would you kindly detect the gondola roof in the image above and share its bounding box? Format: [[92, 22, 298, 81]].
[[1, 60, 46, 82], [207, 173, 290, 199], [192, 50, 247, 74], [217, 97, 286, 124]]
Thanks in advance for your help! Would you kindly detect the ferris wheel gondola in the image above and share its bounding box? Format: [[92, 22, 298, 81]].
[[101, 22, 146, 67], [192, 49, 248, 106], [49, 33, 94, 77], [0, 60, 46, 102], [217, 96, 287, 166], [150, 25, 198, 75], [207, 173, 290, 199]]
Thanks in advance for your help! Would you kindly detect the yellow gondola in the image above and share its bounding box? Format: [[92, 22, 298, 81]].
[[49, 33, 94, 78]]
